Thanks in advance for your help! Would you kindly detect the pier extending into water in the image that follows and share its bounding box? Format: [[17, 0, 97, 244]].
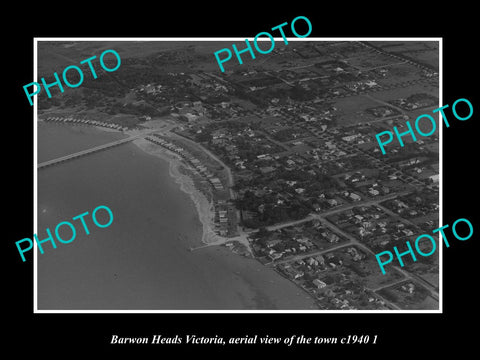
[[38, 131, 158, 170]]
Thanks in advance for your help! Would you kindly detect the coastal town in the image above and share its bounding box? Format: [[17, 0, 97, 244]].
[[37, 40, 439, 310]]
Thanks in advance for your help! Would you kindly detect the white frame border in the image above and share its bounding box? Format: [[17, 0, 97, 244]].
[[33, 37, 443, 314]]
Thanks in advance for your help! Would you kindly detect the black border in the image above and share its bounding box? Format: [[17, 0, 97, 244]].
[[6, 5, 478, 355]]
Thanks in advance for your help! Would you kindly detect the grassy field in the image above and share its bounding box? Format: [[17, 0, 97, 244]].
[[333, 96, 388, 125], [37, 40, 237, 74], [368, 84, 439, 103], [373, 41, 439, 70]]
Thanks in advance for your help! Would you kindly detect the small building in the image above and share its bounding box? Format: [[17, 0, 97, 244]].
[[326, 199, 338, 207], [429, 174, 439, 183], [312, 279, 327, 289], [349, 192, 361, 201], [342, 134, 360, 142], [268, 252, 283, 261]]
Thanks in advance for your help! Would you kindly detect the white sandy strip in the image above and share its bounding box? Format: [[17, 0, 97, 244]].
[[133, 137, 227, 245]]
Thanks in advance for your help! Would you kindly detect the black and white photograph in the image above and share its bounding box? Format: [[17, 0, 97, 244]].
[[35, 39, 440, 312], [5, 5, 478, 356]]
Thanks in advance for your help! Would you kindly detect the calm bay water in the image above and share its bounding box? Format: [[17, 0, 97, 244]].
[[37, 122, 318, 310]]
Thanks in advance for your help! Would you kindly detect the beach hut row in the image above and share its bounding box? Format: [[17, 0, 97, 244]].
[[43, 116, 128, 131], [146, 136, 225, 192], [146, 135, 229, 235]]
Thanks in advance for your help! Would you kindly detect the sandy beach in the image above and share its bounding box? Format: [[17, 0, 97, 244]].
[[38, 115, 230, 247], [39, 114, 248, 250], [133, 137, 227, 246], [37, 120, 319, 309]]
